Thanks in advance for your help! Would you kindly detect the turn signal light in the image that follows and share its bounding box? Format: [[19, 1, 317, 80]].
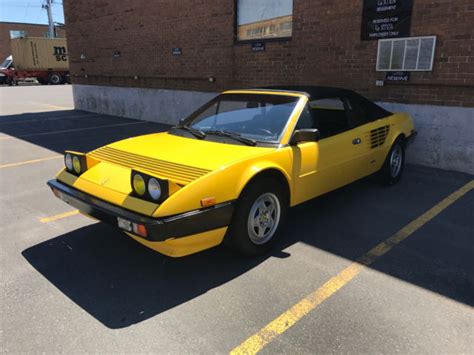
[[117, 217, 148, 238], [200, 197, 216, 208], [132, 223, 148, 238]]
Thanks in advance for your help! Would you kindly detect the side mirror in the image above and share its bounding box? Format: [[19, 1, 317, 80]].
[[290, 128, 320, 145]]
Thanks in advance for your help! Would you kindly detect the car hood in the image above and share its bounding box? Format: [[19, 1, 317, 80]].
[[87, 132, 275, 185]]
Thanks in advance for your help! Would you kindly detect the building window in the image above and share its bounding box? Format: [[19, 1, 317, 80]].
[[376, 36, 437, 71], [237, 0, 293, 41], [10, 30, 26, 39]]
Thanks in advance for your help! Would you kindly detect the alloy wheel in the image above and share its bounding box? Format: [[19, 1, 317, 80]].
[[247, 192, 281, 245]]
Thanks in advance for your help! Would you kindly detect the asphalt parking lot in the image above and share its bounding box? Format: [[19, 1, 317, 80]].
[[1, 86, 473, 353]]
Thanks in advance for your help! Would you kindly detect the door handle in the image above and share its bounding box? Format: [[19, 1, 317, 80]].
[[352, 138, 362, 145]]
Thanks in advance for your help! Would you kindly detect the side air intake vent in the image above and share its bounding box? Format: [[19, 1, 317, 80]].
[[370, 125, 390, 148]]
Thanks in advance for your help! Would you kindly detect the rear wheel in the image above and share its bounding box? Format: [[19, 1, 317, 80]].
[[48, 73, 62, 85], [380, 137, 405, 185], [227, 177, 288, 256]]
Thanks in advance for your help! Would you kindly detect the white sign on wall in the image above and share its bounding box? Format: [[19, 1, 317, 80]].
[[377, 36, 437, 71]]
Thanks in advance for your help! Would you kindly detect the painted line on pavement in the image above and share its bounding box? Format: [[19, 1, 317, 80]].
[[230, 180, 474, 355], [0, 155, 62, 169], [0, 121, 146, 141], [41, 103, 73, 110], [40, 210, 80, 223], [25, 102, 72, 111], [0, 113, 100, 125]]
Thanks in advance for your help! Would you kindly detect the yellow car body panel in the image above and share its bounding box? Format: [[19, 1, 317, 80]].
[[106, 132, 276, 172], [50, 88, 415, 257], [126, 227, 228, 258]]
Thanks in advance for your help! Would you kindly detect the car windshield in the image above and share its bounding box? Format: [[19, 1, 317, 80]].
[[183, 93, 300, 143], [0, 58, 12, 69]]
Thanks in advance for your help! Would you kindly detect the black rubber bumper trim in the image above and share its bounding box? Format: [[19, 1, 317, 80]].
[[47, 179, 235, 241]]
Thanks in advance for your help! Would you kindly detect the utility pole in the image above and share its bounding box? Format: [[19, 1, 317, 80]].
[[43, 0, 55, 38]]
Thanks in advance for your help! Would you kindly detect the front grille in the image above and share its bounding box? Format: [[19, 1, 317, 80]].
[[369, 125, 390, 148], [89, 146, 211, 185]]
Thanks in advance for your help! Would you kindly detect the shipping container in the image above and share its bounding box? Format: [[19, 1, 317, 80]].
[[10, 37, 69, 71]]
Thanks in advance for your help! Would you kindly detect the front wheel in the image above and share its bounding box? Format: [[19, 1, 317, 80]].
[[379, 138, 405, 185], [227, 177, 288, 256]]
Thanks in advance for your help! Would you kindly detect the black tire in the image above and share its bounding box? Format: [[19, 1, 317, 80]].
[[37, 77, 47, 85], [48, 73, 62, 85], [379, 137, 405, 185], [226, 177, 289, 256]]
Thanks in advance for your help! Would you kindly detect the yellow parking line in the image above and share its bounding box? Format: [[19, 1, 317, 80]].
[[41, 104, 72, 110], [40, 210, 80, 223], [231, 180, 474, 355], [0, 155, 62, 169], [26, 102, 72, 111]]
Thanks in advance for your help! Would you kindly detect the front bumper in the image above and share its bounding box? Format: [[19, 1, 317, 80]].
[[47, 179, 235, 242]]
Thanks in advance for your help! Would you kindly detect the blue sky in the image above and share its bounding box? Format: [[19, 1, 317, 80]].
[[238, 0, 292, 25], [0, 0, 64, 25]]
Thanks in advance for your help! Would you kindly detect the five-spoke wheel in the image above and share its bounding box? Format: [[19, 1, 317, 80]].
[[227, 176, 288, 256], [380, 137, 405, 185], [247, 192, 281, 245]]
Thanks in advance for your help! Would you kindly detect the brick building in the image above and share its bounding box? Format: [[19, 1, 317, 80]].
[[0, 22, 65, 61], [63, 0, 473, 173]]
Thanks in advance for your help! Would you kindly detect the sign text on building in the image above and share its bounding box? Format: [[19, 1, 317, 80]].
[[361, 0, 414, 41]]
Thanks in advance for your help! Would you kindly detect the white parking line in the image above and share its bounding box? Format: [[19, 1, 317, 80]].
[[0, 113, 101, 126], [0, 122, 147, 141]]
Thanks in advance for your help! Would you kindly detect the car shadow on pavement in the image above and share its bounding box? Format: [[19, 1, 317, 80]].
[[22, 166, 474, 329], [0, 110, 169, 154], [22, 222, 265, 329]]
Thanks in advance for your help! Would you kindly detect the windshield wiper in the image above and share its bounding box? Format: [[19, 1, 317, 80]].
[[205, 130, 257, 146], [174, 125, 206, 139]]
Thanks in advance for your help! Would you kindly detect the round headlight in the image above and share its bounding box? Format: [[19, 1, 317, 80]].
[[133, 174, 146, 196], [148, 178, 162, 201], [72, 156, 81, 174], [64, 153, 73, 171]]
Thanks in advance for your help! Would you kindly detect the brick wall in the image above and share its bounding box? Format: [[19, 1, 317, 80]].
[[0, 22, 66, 61], [63, 0, 474, 107]]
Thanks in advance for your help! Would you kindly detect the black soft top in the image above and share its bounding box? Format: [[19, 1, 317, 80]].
[[260, 85, 392, 118]]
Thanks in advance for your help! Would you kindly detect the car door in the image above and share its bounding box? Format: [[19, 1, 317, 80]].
[[291, 97, 366, 205]]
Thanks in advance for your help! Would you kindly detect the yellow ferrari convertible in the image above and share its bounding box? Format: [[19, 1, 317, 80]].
[[48, 86, 416, 257]]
